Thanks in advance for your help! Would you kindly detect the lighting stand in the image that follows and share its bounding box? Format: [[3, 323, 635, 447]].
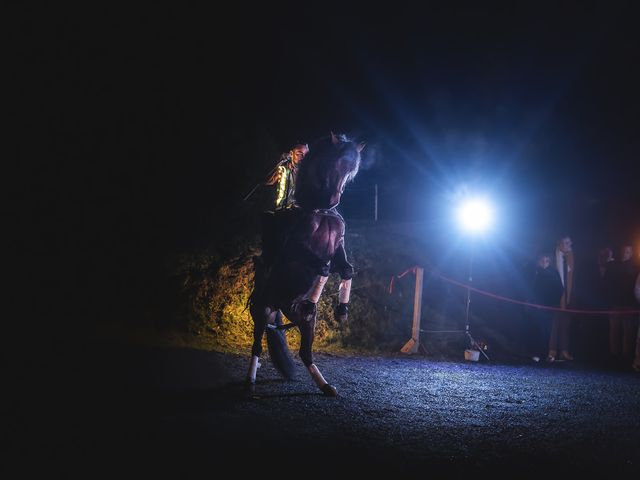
[[464, 248, 490, 361]]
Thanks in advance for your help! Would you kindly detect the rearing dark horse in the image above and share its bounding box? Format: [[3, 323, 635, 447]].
[[247, 133, 364, 396]]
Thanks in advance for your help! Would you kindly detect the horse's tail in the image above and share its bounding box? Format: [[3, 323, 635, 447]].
[[266, 326, 296, 380]]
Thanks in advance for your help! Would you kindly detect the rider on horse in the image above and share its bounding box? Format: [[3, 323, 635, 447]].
[[247, 133, 364, 396], [265, 143, 309, 210]]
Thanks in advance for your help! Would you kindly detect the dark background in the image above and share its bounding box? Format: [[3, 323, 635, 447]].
[[11, 3, 640, 343], [8, 8, 640, 474]]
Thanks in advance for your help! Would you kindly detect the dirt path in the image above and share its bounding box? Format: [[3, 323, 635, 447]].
[[7, 342, 640, 476]]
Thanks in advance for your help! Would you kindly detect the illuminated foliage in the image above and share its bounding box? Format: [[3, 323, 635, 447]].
[[175, 225, 491, 356]]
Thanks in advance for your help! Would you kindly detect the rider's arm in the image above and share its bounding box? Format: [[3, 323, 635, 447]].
[[265, 165, 284, 185]]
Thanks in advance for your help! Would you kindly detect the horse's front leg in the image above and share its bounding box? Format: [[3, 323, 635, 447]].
[[305, 274, 328, 304], [334, 278, 352, 323]]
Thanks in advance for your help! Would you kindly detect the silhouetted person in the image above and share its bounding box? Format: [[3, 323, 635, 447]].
[[606, 245, 638, 362], [632, 271, 640, 372], [577, 247, 614, 361], [261, 143, 309, 327], [548, 235, 575, 362], [527, 253, 564, 362]]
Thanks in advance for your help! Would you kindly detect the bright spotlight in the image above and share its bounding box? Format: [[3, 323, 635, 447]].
[[457, 198, 494, 233]]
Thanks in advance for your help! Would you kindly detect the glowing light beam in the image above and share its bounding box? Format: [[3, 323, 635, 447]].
[[457, 198, 494, 233]]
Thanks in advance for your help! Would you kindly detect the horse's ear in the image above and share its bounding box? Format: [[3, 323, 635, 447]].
[[356, 142, 366, 153], [331, 132, 339, 145]]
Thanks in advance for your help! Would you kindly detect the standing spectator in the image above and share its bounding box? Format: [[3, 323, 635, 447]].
[[527, 253, 564, 362], [632, 271, 640, 372], [548, 235, 575, 362], [598, 247, 615, 276], [577, 247, 614, 361], [606, 245, 638, 362]]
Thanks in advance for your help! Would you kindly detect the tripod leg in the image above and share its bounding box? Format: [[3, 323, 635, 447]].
[[467, 331, 490, 360]]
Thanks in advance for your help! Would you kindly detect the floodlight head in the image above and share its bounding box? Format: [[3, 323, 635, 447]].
[[457, 198, 493, 233]]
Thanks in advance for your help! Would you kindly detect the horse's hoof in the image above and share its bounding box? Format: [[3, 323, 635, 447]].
[[243, 380, 256, 398], [321, 384, 337, 397]]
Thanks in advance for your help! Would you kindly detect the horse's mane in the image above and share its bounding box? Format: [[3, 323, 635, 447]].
[[295, 134, 362, 210]]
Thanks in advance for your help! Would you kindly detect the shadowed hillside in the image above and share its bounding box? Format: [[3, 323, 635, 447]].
[[132, 220, 527, 361]]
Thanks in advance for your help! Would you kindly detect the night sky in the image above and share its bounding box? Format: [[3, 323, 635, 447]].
[[12, 3, 640, 332]]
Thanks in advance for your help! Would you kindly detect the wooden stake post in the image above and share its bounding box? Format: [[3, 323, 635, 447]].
[[400, 267, 424, 354]]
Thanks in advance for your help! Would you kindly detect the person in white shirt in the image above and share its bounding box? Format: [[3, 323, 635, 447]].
[[548, 235, 575, 362]]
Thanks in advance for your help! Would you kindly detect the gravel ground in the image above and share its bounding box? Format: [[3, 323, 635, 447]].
[[7, 342, 640, 476]]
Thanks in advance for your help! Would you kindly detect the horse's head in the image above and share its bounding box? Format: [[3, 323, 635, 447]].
[[295, 133, 365, 210]]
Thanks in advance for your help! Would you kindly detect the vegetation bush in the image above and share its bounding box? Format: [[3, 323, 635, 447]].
[[171, 222, 485, 357]]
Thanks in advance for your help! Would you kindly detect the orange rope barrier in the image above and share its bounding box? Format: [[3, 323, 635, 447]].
[[389, 266, 640, 315]]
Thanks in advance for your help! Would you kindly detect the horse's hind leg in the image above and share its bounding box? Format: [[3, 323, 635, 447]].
[[247, 355, 261, 385], [247, 303, 274, 384], [290, 302, 337, 397], [308, 364, 337, 397]]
